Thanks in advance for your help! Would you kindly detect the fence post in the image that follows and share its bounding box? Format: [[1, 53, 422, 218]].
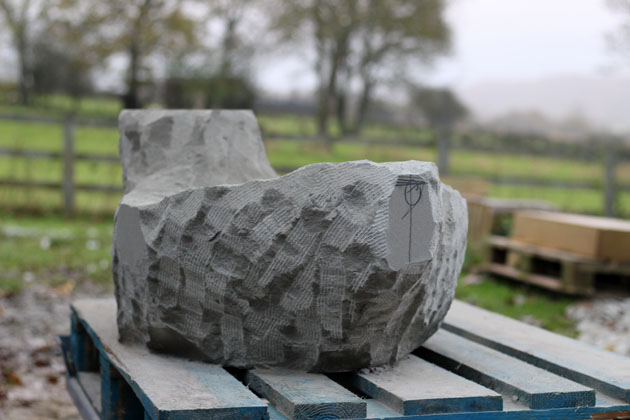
[[437, 126, 450, 176], [63, 116, 75, 215], [603, 143, 617, 218]]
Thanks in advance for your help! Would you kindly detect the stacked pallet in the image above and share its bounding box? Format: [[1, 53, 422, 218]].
[[465, 195, 557, 242], [483, 211, 630, 295]]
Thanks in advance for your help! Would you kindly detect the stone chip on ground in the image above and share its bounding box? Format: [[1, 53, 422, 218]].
[[0, 286, 83, 420], [567, 298, 630, 356], [113, 110, 468, 371]]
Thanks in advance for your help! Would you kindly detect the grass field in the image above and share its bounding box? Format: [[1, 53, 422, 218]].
[[1, 112, 629, 216], [0, 97, 620, 337]]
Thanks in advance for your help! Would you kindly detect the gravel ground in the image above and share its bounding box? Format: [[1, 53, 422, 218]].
[[0, 284, 107, 420], [567, 297, 630, 357]]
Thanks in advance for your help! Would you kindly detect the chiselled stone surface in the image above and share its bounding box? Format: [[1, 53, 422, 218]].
[[113, 110, 468, 372]]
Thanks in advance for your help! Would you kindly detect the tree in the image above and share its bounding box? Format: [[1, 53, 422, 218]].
[[607, 0, 630, 65], [270, 1, 356, 137], [163, 0, 258, 109], [0, 0, 47, 105], [31, 37, 93, 100], [49, 0, 198, 108], [412, 86, 468, 175], [349, 1, 451, 134], [271, 0, 450, 137]]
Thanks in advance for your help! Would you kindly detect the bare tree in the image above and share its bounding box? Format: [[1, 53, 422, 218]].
[[350, 0, 450, 134], [272, 0, 362, 137], [271, 0, 450, 137], [49, 0, 198, 108], [0, 0, 46, 105], [607, 0, 630, 64]]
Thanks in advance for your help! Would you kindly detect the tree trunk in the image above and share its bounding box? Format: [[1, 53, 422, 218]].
[[220, 16, 237, 77], [123, 42, 141, 109], [437, 125, 451, 175], [335, 63, 352, 135], [335, 90, 347, 135], [16, 29, 29, 106], [352, 75, 373, 135], [316, 92, 329, 137]]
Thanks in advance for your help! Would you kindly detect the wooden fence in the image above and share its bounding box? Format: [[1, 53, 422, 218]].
[[0, 112, 629, 217]]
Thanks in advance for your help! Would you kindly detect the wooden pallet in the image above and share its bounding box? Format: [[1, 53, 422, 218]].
[[482, 235, 630, 296], [62, 298, 630, 420], [465, 195, 557, 242]]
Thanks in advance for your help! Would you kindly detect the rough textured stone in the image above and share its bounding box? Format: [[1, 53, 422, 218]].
[[113, 110, 468, 372]]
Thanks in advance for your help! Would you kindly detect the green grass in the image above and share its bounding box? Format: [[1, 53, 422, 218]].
[[456, 246, 578, 337], [1, 122, 629, 215], [0, 212, 114, 294], [455, 275, 578, 337]]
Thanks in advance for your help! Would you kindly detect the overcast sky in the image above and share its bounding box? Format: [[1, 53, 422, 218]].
[[257, 0, 628, 94]]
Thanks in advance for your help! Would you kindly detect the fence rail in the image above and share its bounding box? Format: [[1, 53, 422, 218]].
[[0, 113, 628, 216]]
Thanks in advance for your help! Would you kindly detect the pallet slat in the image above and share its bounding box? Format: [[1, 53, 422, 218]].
[[245, 369, 366, 420], [444, 300, 630, 403], [366, 400, 402, 418], [64, 297, 630, 420], [483, 235, 630, 295], [418, 330, 596, 409], [348, 354, 503, 415], [71, 299, 267, 420], [77, 372, 101, 414]]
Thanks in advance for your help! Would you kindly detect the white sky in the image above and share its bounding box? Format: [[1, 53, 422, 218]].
[[257, 0, 628, 94]]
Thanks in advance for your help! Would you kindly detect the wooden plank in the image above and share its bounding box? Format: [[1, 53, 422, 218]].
[[70, 312, 99, 372], [66, 375, 101, 420], [63, 117, 75, 215], [488, 235, 597, 264], [0, 179, 63, 190], [485, 263, 569, 293], [418, 330, 595, 409], [0, 112, 117, 127], [77, 372, 101, 413], [348, 354, 503, 415], [444, 300, 630, 403], [365, 399, 401, 418], [72, 298, 267, 420], [363, 407, 630, 420], [100, 354, 144, 420], [492, 235, 630, 276], [0, 147, 61, 159], [266, 404, 291, 420], [0, 179, 122, 193], [74, 183, 122, 193], [245, 369, 366, 420], [0, 147, 119, 162]]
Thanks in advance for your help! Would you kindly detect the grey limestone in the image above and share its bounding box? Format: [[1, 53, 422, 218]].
[[113, 109, 468, 372]]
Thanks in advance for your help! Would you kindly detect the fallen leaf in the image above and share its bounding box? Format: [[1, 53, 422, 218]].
[[5, 371, 23, 386], [33, 357, 51, 367], [54, 281, 75, 296]]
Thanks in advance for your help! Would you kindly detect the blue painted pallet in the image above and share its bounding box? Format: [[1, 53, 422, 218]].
[[62, 298, 630, 420]]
